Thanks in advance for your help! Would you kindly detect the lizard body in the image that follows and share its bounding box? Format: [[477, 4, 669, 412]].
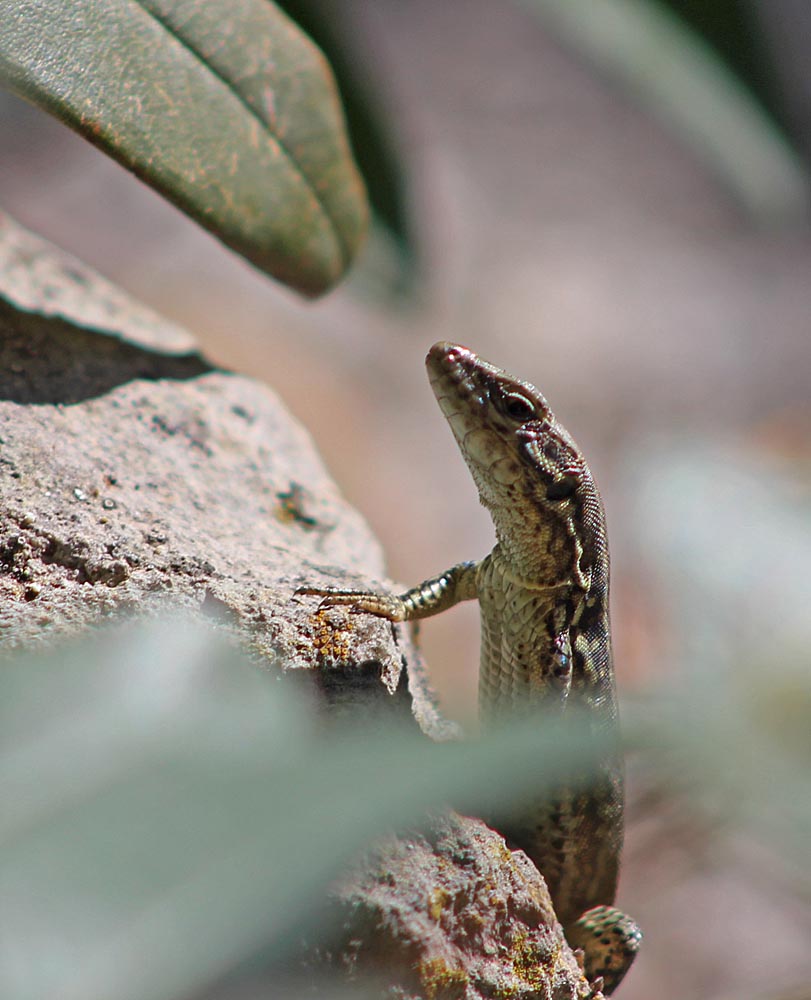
[[302, 342, 641, 992]]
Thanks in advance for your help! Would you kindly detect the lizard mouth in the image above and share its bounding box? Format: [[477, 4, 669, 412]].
[[426, 342, 491, 411]]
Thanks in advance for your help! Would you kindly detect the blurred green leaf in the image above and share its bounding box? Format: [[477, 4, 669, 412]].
[[519, 0, 811, 225], [623, 439, 811, 869], [3, 606, 808, 1000], [0, 0, 368, 297], [628, 668, 811, 869], [0, 618, 603, 1000]]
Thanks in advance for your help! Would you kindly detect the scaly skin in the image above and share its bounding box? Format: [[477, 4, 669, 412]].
[[301, 342, 642, 993]]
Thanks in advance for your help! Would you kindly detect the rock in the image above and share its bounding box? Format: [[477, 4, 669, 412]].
[[0, 210, 441, 731], [322, 812, 594, 1000], [0, 212, 588, 999]]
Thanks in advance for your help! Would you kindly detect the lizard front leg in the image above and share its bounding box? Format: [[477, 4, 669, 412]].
[[297, 560, 479, 622]]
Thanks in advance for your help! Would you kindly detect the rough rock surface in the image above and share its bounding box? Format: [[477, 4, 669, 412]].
[[325, 812, 596, 1000], [0, 213, 592, 999], [0, 210, 446, 732]]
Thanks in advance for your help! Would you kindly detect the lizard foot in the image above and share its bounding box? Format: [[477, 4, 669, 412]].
[[567, 905, 642, 995], [295, 587, 406, 622]]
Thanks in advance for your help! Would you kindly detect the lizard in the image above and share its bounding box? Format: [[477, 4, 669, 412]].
[[300, 342, 642, 993]]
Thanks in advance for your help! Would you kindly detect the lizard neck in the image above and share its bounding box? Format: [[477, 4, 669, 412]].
[[486, 492, 602, 597]]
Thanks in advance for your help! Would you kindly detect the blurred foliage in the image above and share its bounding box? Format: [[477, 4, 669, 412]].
[[1, 613, 809, 999], [623, 437, 811, 873], [3, 0, 810, 304], [661, 1, 789, 128], [0, 618, 605, 1000], [276, 0, 417, 296], [519, 0, 810, 225]]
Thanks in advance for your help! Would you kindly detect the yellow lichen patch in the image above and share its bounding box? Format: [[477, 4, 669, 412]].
[[506, 927, 572, 996], [480, 833, 515, 870], [309, 610, 353, 661], [418, 956, 469, 1000], [509, 928, 543, 986], [545, 937, 603, 1000], [427, 886, 453, 922]]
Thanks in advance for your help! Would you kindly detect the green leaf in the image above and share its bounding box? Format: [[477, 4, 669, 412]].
[[0, 618, 601, 1000], [3, 614, 807, 999], [0, 0, 369, 297]]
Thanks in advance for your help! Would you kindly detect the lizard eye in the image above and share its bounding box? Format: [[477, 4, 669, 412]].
[[546, 475, 578, 501], [499, 391, 536, 422]]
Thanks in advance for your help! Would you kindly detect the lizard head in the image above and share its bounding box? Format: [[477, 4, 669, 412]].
[[426, 341, 606, 589]]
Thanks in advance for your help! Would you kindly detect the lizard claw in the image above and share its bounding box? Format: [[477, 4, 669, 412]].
[[295, 586, 406, 621]]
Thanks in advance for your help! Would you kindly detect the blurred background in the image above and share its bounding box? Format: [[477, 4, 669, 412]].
[[3, 1, 811, 996]]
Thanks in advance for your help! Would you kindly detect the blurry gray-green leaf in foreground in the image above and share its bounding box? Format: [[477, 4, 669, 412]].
[[623, 439, 811, 869], [0, 0, 368, 297], [520, 0, 811, 226], [0, 618, 601, 1000]]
